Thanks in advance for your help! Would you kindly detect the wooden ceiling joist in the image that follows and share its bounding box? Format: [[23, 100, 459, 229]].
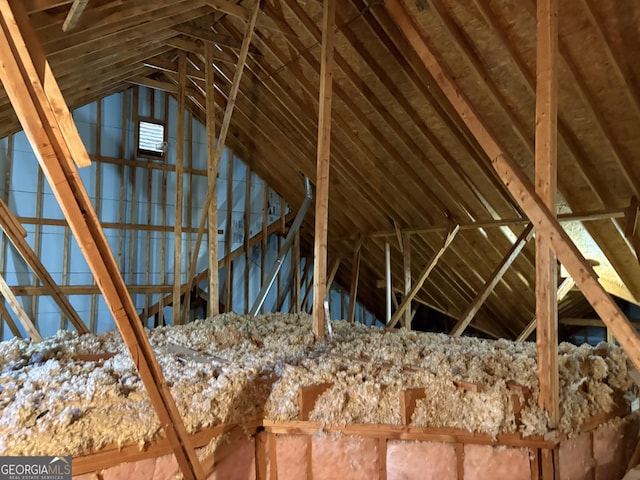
[[0, 1, 204, 477], [384, 0, 640, 370]]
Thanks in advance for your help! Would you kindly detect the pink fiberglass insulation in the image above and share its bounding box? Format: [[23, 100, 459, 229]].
[[386, 440, 457, 480]]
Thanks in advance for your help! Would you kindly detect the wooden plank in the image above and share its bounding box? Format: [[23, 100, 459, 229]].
[[0, 272, 42, 340], [378, 438, 387, 480], [325, 256, 341, 292], [311, 0, 336, 337], [255, 431, 267, 480], [400, 388, 426, 426], [181, 1, 261, 319], [0, 297, 22, 337], [387, 225, 459, 329], [173, 52, 187, 325], [268, 432, 277, 480], [0, 2, 203, 477], [455, 443, 464, 480], [244, 170, 251, 313], [225, 154, 233, 311], [293, 231, 301, 312], [347, 237, 363, 323], [516, 277, 575, 342], [385, 242, 391, 323], [205, 41, 219, 318], [298, 382, 333, 421], [530, 449, 540, 480], [450, 224, 533, 336], [62, 0, 90, 31], [0, 199, 88, 333], [384, 0, 640, 371], [535, 0, 560, 428], [403, 233, 411, 329]]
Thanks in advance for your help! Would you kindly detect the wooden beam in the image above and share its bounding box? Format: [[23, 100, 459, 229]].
[[403, 233, 411, 329], [362, 208, 626, 240], [0, 199, 89, 333], [206, 41, 219, 318], [0, 272, 41, 340], [626, 196, 640, 264], [516, 277, 575, 342], [450, 224, 533, 336], [181, 0, 260, 319], [312, 0, 336, 337], [173, 52, 186, 325], [384, 0, 640, 371], [61, 0, 89, 32], [347, 238, 363, 323], [0, 299, 22, 337], [0, 2, 203, 477], [535, 0, 560, 427], [325, 256, 341, 293], [387, 225, 459, 329]]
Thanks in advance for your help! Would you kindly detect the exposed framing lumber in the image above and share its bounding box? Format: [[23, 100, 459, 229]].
[[360, 208, 626, 240], [387, 225, 460, 329], [384, 0, 640, 371], [141, 211, 295, 322], [516, 277, 575, 342], [450, 224, 533, 336], [402, 233, 411, 329], [535, 0, 560, 427], [347, 237, 363, 323], [312, 0, 336, 337], [61, 0, 89, 32], [326, 256, 341, 293], [0, 1, 203, 477], [206, 41, 219, 317], [181, 0, 260, 320], [0, 272, 41, 340], [0, 299, 21, 337], [0, 199, 88, 334], [626, 196, 640, 264], [173, 52, 187, 325]]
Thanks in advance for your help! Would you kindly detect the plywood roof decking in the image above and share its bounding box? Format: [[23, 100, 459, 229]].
[[1, 0, 639, 338]]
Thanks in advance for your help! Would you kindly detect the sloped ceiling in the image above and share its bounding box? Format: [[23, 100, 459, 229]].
[[1, 0, 639, 338]]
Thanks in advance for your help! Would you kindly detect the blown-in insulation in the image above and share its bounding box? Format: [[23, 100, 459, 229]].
[[0, 313, 635, 456]]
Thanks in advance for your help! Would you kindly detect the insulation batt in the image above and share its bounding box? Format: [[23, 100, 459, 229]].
[[0, 313, 634, 456]]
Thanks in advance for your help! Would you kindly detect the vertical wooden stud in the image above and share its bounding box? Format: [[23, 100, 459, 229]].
[[403, 233, 412, 329], [205, 41, 219, 318], [225, 153, 233, 311], [173, 53, 186, 324], [312, 0, 336, 337], [536, 0, 560, 428]]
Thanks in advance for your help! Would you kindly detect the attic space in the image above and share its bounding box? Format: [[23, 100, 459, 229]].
[[0, 0, 639, 479]]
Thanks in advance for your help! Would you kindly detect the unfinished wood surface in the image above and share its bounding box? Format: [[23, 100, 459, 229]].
[[0, 198, 88, 334], [181, 0, 261, 319], [0, 1, 204, 477], [206, 41, 218, 318], [347, 237, 362, 323], [387, 225, 459, 329], [312, 0, 336, 337], [0, 299, 21, 337], [535, 0, 560, 428], [173, 52, 186, 325], [0, 272, 41, 340], [298, 382, 333, 421], [384, 0, 640, 371], [402, 233, 411, 329], [516, 277, 575, 342], [450, 224, 533, 336], [400, 388, 426, 426]]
